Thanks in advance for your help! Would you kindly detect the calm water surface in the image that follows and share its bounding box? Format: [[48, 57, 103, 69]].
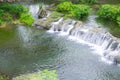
[[0, 25, 120, 80]]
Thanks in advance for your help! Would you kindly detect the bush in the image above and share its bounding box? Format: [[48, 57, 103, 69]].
[[0, 3, 34, 26], [98, 4, 120, 25], [0, 3, 27, 18], [56, 2, 74, 13], [117, 16, 120, 25], [0, 19, 2, 25], [70, 5, 90, 19], [0, 9, 4, 17], [56, 0, 98, 4], [20, 13, 34, 25], [79, 0, 98, 4], [2, 13, 12, 22], [86, 0, 98, 4], [56, 2, 90, 20]]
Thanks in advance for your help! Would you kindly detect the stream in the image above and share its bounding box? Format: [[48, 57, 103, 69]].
[[0, 2, 120, 80], [0, 24, 120, 80]]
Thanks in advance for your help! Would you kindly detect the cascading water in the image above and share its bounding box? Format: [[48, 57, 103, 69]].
[[48, 15, 120, 64], [28, 5, 39, 19]]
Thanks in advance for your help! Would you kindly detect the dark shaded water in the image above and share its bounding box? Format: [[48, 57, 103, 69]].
[[0, 26, 120, 80]]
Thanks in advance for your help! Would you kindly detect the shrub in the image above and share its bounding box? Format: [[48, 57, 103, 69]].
[[0, 3, 34, 26], [2, 13, 12, 22], [56, 0, 98, 4], [70, 5, 90, 19], [0, 19, 2, 25], [117, 16, 120, 25], [0, 9, 4, 17], [20, 13, 34, 25], [98, 4, 120, 25], [79, 0, 98, 4], [0, 3, 27, 18], [56, 2, 74, 13], [56, 2, 90, 20]]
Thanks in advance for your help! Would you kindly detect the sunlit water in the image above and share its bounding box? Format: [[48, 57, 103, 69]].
[[0, 26, 120, 80]]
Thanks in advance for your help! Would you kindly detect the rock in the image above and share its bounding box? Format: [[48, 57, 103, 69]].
[[114, 55, 120, 64], [38, 8, 47, 18], [103, 50, 109, 56], [103, 49, 120, 64], [110, 42, 119, 50], [34, 11, 64, 29], [70, 21, 82, 34], [34, 20, 51, 30]]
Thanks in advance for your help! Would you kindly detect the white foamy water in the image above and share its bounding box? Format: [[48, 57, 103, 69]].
[[47, 15, 120, 64], [29, 5, 39, 19]]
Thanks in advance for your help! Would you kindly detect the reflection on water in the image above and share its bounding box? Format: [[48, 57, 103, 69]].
[[0, 26, 120, 80]]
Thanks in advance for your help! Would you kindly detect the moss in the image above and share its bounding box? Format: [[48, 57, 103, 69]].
[[13, 70, 59, 80]]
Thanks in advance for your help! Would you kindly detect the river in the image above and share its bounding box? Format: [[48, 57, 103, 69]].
[[0, 23, 120, 80], [0, 2, 120, 80]]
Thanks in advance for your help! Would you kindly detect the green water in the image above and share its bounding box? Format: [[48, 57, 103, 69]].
[[0, 0, 120, 79], [0, 25, 120, 80]]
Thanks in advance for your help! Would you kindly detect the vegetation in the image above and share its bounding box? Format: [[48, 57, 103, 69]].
[[13, 70, 59, 80], [0, 3, 34, 26], [57, 0, 98, 4], [78, 0, 98, 4], [0, 74, 9, 80], [56, 2, 90, 20], [97, 18, 120, 37], [20, 13, 34, 25], [98, 4, 120, 25]]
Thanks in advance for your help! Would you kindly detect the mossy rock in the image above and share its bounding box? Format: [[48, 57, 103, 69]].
[[34, 11, 64, 29]]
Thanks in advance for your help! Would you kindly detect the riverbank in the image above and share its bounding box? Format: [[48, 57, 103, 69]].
[[0, 3, 34, 28]]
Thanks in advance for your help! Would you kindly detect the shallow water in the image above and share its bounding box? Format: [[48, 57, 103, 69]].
[[0, 25, 120, 80]]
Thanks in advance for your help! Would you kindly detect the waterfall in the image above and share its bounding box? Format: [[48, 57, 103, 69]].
[[47, 15, 120, 64], [28, 4, 39, 19]]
